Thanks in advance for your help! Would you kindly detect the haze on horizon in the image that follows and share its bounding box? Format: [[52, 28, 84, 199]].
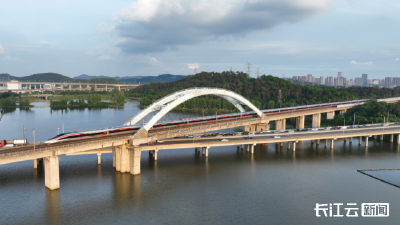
[[0, 0, 399, 79]]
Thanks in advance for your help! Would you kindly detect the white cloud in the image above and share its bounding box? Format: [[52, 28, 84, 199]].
[[39, 40, 50, 46], [396, 58, 400, 61], [112, 0, 333, 54], [188, 63, 199, 69], [98, 55, 111, 60], [96, 22, 115, 33], [350, 61, 373, 65], [0, 44, 5, 54]]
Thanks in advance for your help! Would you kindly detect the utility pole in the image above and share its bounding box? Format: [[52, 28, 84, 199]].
[[246, 62, 252, 76]]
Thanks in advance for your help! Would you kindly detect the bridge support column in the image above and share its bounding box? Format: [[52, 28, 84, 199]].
[[153, 150, 158, 161], [316, 139, 320, 145], [365, 137, 369, 147], [205, 147, 209, 157], [34, 159, 38, 169], [293, 142, 296, 151], [120, 144, 130, 173], [374, 135, 377, 139], [129, 145, 141, 175], [359, 136, 362, 145], [330, 139, 334, 149], [276, 119, 286, 130], [327, 111, 335, 120], [250, 144, 255, 154], [390, 134, 394, 143], [115, 146, 121, 172], [97, 153, 101, 165], [398, 135, 400, 144], [339, 109, 347, 115], [312, 113, 321, 128], [381, 134, 384, 141], [112, 147, 116, 168], [325, 139, 328, 147], [349, 137, 352, 143], [44, 156, 60, 190], [296, 116, 305, 129]]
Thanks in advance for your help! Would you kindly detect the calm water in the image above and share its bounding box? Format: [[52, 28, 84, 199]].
[[1, 101, 400, 224]]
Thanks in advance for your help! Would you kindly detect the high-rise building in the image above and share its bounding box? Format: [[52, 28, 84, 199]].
[[336, 72, 344, 86], [320, 76, 325, 85], [393, 77, 400, 86], [385, 77, 392, 88], [326, 76, 334, 86], [355, 78, 363, 86], [362, 74, 368, 86]]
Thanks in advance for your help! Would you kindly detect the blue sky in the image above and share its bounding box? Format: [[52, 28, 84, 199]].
[[0, 0, 399, 79]]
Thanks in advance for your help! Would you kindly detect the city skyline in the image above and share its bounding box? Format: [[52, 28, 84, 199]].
[[1, 0, 400, 78]]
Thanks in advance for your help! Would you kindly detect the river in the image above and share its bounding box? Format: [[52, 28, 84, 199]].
[[0, 101, 399, 224]]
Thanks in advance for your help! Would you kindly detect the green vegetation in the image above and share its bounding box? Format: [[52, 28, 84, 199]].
[[0, 91, 33, 108], [321, 100, 400, 126], [49, 90, 126, 108], [129, 71, 400, 114]]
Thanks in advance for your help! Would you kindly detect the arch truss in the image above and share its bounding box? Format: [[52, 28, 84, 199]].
[[124, 88, 264, 132]]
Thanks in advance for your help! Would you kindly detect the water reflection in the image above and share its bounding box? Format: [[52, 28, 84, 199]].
[[45, 188, 60, 224]]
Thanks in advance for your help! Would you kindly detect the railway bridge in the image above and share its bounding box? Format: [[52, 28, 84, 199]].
[[1, 87, 400, 190]]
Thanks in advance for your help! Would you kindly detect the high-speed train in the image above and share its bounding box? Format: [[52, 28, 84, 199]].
[[45, 99, 367, 144]]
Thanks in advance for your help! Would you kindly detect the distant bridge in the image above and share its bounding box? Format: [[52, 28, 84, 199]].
[[0, 81, 140, 92]]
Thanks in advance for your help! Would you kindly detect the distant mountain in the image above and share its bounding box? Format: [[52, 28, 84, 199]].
[[74, 74, 110, 79], [2, 73, 75, 82], [1, 73, 188, 84]]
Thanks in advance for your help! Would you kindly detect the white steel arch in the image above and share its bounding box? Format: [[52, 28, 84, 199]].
[[126, 88, 264, 131]]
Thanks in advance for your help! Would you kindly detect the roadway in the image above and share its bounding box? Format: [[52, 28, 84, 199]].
[[140, 124, 400, 150]]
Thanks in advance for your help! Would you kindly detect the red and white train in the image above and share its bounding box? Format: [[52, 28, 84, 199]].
[[45, 99, 367, 144]]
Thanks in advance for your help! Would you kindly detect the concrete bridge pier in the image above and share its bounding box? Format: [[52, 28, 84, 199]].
[[365, 137, 369, 147], [115, 146, 121, 171], [380, 134, 384, 141], [316, 139, 320, 145], [359, 136, 362, 145], [374, 135, 377, 139], [34, 159, 38, 169], [129, 145, 141, 175], [327, 111, 335, 120], [330, 139, 334, 149], [390, 134, 394, 143], [296, 116, 305, 129], [120, 145, 130, 173], [292, 142, 297, 151], [312, 113, 321, 128], [398, 135, 400, 144], [44, 156, 60, 190], [250, 144, 256, 154], [349, 137, 352, 143], [97, 153, 101, 165], [153, 150, 158, 161], [325, 139, 328, 147], [276, 119, 286, 130], [112, 147, 116, 168]]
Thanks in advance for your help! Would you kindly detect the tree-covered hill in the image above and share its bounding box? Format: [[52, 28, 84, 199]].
[[130, 71, 400, 111]]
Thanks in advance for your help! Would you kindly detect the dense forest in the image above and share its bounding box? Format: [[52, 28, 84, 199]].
[[129, 71, 400, 113]]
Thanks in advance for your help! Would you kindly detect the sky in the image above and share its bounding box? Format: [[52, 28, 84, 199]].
[[0, 0, 399, 79]]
